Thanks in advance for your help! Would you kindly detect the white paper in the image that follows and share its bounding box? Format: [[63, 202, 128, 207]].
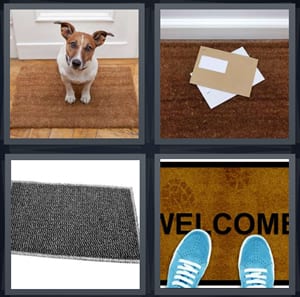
[[194, 47, 265, 109], [198, 55, 228, 73]]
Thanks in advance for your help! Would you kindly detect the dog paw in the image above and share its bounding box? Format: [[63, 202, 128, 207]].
[[80, 94, 91, 104], [65, 95, 76, 104]]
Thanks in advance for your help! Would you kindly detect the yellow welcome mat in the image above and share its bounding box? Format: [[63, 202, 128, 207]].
[[160, 161, 289, 286]]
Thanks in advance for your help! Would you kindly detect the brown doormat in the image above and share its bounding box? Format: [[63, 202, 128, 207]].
[[160, 162, 289, 285], [160, 40, 289, 139], [11, 62, 138, 128]]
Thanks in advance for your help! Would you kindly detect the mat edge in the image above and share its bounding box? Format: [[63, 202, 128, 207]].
[[11, 251, 140, 264], [11, 180, 133, 191], [129, 187, 140, 252]]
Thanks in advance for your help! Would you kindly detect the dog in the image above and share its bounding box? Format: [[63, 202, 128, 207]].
[[55, 21, 114, 104]]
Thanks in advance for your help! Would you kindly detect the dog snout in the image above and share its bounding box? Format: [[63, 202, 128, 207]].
[[72, 59, 82, 68]]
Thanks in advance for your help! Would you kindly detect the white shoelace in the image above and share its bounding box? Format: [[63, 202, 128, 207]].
[[244, 268, 268, 288], [171, 259, 201, 288]]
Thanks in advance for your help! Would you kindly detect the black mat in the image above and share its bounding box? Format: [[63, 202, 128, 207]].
[[11, 182, 140, 262]]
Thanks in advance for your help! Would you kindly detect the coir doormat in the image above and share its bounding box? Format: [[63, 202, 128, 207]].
[[11, 62, 138, 128], [160, 162, 289, 285], [160, 40, 289, 139], [11, 182, 140, 262]]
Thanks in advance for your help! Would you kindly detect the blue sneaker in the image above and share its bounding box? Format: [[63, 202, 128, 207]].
[[166, 229, 212, 288], [238, 235, 274, 288]]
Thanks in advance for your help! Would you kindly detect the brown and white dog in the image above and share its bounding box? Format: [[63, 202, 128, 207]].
[[55, 21, 113, 104]]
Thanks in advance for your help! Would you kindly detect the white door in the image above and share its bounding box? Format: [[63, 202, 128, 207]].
[[10, 9, 139, 59]]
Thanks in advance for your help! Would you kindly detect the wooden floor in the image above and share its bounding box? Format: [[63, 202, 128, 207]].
[[10, 59, 139, 139]]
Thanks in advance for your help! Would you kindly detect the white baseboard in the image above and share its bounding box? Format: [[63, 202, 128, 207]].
[[160, 10, 289, 39], [15, 41, 138, 59]]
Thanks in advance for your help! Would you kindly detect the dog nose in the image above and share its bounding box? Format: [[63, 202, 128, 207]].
[[72, 59, 81, 67]]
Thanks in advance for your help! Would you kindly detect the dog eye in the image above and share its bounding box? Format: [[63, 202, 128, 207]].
[[85, 45, 93, 52], [70, 42, 77, 48]]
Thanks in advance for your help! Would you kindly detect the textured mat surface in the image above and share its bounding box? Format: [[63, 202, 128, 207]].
[[160, 40, 289, 139], [11, 62, 138, 128], [160, 163, 289, 284], [11, 182, 140, 262]]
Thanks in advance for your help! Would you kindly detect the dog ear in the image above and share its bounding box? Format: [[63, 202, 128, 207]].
[[54, 21, 75, 40], [92, 31, 114, 47]]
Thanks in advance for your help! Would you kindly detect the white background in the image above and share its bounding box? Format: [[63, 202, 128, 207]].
[[11, 159, 140, 289]]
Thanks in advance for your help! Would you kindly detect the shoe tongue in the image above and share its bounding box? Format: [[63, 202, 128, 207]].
[[178, 253, 198, 265]]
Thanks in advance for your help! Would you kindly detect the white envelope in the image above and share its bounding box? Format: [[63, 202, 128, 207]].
[[194, 47, 265, 109]]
